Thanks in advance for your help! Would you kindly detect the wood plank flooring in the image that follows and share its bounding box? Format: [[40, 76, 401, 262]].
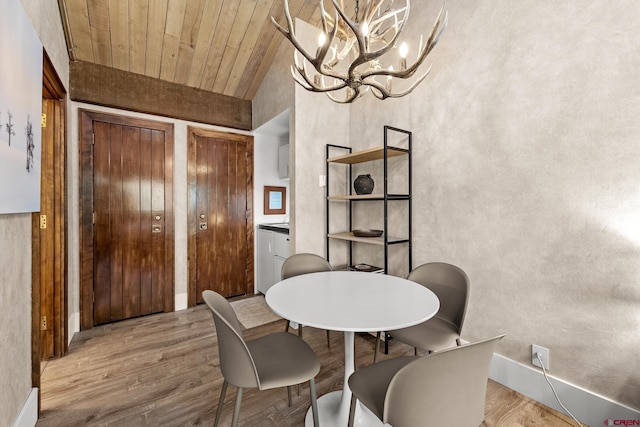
[[37, 303, 577, 426]]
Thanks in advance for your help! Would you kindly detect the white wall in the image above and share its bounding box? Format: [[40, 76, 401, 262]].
[[253, 133, 290, 226]]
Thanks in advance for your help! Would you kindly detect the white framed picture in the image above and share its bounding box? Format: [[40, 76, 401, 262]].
[[0, 0, 43, 214]]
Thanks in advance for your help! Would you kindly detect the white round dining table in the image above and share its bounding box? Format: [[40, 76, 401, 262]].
[[265, 271, 440, 427]]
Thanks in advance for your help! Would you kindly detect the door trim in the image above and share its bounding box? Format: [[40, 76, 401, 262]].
[[79, 109, 175, 329], [186, 127, 254, 306], [32, 50, 68, 404]]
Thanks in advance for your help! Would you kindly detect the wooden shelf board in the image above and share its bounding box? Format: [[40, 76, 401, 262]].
[[327, 232, 406, 245], [328, 194, 410, 201], [328, 194, 384, 201], [327, 146, 407, 164]]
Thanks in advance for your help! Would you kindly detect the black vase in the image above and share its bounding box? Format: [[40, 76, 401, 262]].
[[354, 174, 374, 195]]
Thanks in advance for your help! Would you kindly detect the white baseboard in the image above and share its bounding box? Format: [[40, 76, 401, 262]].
[[489, 353, 640, 426], [175, 292, 188, 311], [69, 312, 80, 345], [12, 388, 38, 427]]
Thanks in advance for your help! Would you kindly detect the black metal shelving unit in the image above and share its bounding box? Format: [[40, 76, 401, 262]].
[[325, 125, 412, 275]]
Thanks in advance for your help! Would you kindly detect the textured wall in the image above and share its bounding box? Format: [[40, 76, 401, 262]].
[[290, 21, 351, 256], [0, 215, 33, 427], [1, 2, 69, 426], [348, 0, 640, 409], [253, 39, 295, 131], [292, 89, 350, 255], [21, 0, 69, 87]]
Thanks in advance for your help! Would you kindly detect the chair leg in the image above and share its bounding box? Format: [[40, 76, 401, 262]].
[[285, 320, 290, 332], [348, 393, 357, 427], [326, 330, 331, 349], [231, 387, 243, 427], [414, 347, 418, 356], [287, 385, 292, 407], [214, 380, 228, 427], [297, 324, 303, 398], [309, 378, 320, 427], [373, 331, 381, 363]]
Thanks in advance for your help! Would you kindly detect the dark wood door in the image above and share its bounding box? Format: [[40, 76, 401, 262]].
[[80, 110, 174, 328], [188, 128, 254, 305]]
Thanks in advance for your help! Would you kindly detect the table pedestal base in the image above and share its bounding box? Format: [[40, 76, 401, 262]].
[[304, 391, 385, 427]]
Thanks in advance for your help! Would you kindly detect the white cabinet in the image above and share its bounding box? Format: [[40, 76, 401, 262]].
[[257, 229, 274, 293], [278, 144, 289, 180], [256, 228, 290, 294]]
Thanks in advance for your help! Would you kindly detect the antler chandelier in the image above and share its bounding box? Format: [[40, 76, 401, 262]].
[[272, 0, 448, 103]]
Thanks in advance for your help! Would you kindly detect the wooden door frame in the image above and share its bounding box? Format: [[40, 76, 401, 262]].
[[32, 50, 68, 402], [186, 127, 254, 307], [79, 109, 175, 330]]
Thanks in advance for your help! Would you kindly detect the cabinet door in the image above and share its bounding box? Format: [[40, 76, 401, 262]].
[[273, 255, 286, 283], [273, 232, 290, 258], [256, 229, 274, 294]]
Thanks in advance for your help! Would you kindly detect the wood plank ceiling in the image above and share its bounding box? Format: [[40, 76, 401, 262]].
[[59, 0, 338, 101]]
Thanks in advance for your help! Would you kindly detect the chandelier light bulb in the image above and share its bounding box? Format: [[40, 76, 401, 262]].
[[318, 32, 326, 48], [399, 42, 408, 70], [361, 21, 369, 38], [399, 42, 409, 58]]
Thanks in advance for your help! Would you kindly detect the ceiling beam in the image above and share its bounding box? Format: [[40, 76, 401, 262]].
[[56, 0, 75, 61], [69, 60, 252, 131]]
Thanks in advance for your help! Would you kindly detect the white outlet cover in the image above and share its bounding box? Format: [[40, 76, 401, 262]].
[[532, 344, 550, 369]]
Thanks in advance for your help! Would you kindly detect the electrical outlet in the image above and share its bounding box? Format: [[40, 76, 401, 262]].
[[532, 344, 549, 369], [319, 175, 326, 187]]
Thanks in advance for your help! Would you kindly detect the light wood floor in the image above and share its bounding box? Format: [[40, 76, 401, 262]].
[[37, 302, 577, 426]]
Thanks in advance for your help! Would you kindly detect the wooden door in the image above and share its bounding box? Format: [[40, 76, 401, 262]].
[[80, 110, 174, 328], [188, 128, 254, 305]]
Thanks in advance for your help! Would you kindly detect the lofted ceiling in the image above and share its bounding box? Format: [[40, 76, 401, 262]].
[[58, 0, 342, 102]]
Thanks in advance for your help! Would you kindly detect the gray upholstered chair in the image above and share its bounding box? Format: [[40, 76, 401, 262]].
[[349, 334, 505, 427], [202, 290, 320, 427], [375, 262, 470, 362], [281, 253, 333, 348]]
